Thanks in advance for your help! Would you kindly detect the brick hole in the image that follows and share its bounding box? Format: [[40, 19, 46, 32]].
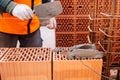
[[61, 57, 63, 60], [28, 52, 31, 55], [31, 50, 34, 53], [46, 52, 49, 54], [41, 48, 43, 51], [26, 56, 29, 59], [33, 56, 35, 59], [68, 5, 72, 9], [29, 48, 32, 51], [12, 48, 15, 51], [38, 50, 40, 52], [35, 48, 37, 51], [39, 56, 41, 59], [43, 50, 46, 53], [63, 55, 66, 58], [30, 53, 33, 57], [78, 5, 83, 9], [45, 55, 47, 58], [78, 40, 82, 43], [35, 58, 38, 61], [34, 52, 36, 55], [1, 49, 5, 51], [41, 57, 44, 61], [28, 58, 31, 61], [9, 58, 12, 61], [57, 24, 61, 26], [13, 56, 16, 59], [78, 23, 82, 26], [25, 50, 28, 53], [56, 51, 59, 54], [68, 40, 73, 43], [46, 48, 49, 51], [20, 56, 22, 59], [57, 55, 59, 58], [68, 23, 73, 27], [21, 58, 24, 61], [9, 52, 13, 55], [91, 6, 94, 8], [20, 50, 23, 53], [15, 58, 18, 61], [24, 54, 26, 57], [7, 56, 10, 59], [22, 52, 24, 55], [24, 48, 27, 50]]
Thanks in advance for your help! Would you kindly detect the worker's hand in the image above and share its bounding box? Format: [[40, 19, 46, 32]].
[[46, 17, 57, 29], [40, 19, 50, 26], [12, 4, 34, 20]]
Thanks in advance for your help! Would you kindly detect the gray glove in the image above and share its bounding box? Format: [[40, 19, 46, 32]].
[[67, 44, 103, 59]]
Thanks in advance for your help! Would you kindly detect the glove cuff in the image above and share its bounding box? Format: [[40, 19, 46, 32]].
[[5, 1, 17, 15]]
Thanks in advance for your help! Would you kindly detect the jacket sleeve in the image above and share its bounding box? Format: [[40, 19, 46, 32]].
[[5, 1, 17, 14], [0, 0, 11, 13], [0, 0, 17, 14]]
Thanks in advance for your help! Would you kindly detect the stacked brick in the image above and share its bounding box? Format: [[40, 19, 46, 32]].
[[88, 1, 120, 79], [111, 0, 120, 63], [112, 0, 120, 53], [0, 48, 52, 80], [95, 0, 120, 53], [55, 0, 90, 47], [53, 47, 103, 80], [55, 0, 120, 63], [89, 0, 112, 43], [0, 48, 103, 80]]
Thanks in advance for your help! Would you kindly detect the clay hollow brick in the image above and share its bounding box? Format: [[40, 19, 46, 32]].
[[53, 47, 103, 80], [0, 48, 52, 80], [0, 48, 9, 59], [0, 48, 103, 80]]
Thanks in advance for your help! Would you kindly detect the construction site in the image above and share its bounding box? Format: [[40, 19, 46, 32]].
[[0, 0, 120, 80]]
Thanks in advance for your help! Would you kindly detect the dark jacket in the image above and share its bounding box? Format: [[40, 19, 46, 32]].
[[0, 0, 51, 14], [0, 0, 11, 13], [42, 0, 51, 3], [0, 0, 17, 14]]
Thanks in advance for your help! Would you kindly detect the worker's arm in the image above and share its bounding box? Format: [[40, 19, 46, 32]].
[[0, 0, 16, 14], [0, 0, 33, 20], [5, 1, 17, 14]]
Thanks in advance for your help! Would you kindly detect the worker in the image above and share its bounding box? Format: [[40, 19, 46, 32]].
[[0, 0, 56, 47]]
